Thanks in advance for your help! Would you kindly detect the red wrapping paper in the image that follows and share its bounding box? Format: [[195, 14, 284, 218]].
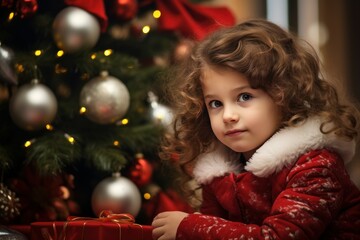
[[30, 221, 153, 240]]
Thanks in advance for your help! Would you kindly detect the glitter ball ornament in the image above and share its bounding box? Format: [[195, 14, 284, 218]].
[[79, 71, 130, 124], [9, 79, 58, 131], [91, 172, 141, 217], [53, 6, 100, 53], [0, 183, 20, 222]]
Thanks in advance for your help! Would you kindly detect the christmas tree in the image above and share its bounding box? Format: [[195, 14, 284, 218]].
[[0, 0, 234, 224]]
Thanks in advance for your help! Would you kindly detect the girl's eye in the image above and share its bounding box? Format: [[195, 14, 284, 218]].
[[209, 100, 222, 109], [238, 93, 252, 102]]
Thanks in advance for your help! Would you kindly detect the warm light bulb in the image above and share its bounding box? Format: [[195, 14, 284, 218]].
[[153, 10, 161, 19], [8, 12, 14, 21], [79, 107, 86, 114], [104, 49, 113, 56], [144, 192, 151, 200], [57, 50, 64, 57], [64, 133, 75, 144], [46, 124, 54, 130], [113, 140, 120, 147], [24, 139, 35, 147], [24, 141, 32, 148], [142, 26, 150, 34], [90, 53, 96, 60], [34, 50, 42, 56]]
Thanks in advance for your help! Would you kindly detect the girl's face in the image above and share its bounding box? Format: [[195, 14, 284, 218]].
[[201, 66, 282, 160]]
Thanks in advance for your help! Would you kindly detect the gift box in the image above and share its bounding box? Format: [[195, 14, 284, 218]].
[[30, 213, 153, 240]]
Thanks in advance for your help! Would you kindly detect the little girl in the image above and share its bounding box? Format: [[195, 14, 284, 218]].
[[152, 19, 360, 240]]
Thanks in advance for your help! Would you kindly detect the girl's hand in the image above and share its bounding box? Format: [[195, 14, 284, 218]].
[[152, 211, 189, 240]]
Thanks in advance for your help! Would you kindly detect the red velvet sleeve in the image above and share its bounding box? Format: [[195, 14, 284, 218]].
[[200, 177, 231, 219]]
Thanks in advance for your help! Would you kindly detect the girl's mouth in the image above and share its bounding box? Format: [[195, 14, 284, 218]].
[[225, 129, 245, 136]]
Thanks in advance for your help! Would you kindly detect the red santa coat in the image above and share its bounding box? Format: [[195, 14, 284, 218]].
[[176, 117, 360, 239]]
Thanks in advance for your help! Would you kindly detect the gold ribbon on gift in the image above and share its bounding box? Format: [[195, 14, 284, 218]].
[[40, 222, 58, 240], [66, 210, 135, 223], [63, 210, 142, 240], [41, 210, 143, 240]]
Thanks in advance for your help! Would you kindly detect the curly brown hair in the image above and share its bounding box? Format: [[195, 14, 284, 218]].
[[160, 18, 359, 200]]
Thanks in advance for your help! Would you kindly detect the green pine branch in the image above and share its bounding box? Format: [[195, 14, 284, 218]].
[[26, 131, 81, 175], [83, 144, 127, 172]]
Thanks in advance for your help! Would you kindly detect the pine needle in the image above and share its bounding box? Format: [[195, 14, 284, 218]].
[[26, 132, 81, 175]]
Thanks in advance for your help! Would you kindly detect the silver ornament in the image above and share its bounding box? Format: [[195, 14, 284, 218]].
[[9, 79, 58, 131], [0, 226, 27, 240], [148, 91, 173, 127], [53, 6, 100, 53], [0, 42, 18, 85], [91, 172, 141, 217], [79, 71, 130, 124]]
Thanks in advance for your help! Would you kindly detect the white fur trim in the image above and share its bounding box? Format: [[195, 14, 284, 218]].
[[245, 117, 355, 177], [193, 117, 355, 184], [193, 144, 242, 184]]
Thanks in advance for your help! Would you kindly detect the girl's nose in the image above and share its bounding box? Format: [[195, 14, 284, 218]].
[[223, 106, 239, 123]]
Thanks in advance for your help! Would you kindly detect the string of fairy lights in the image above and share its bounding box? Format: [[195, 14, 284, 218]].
[[19, 50, 129, 149], [4, 8, 165, 150]]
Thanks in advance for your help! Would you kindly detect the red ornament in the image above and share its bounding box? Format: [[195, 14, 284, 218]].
[[128, 153, 153, 187], [16, 0, 38, 18], [112, 0, 138, 21]]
